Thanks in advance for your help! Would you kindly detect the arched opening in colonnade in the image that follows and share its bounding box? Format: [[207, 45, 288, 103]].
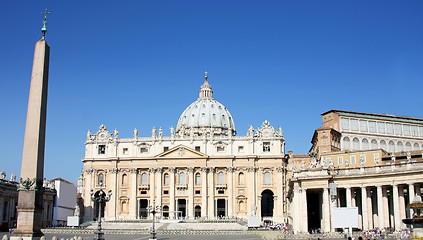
[[261, 189, 274, 217], [93, 190, 106, 221]]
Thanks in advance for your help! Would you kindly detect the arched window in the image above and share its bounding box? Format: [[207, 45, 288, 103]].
[[98, 173, 104, 186], [414, 143, 420, 151], [389, 141, 395, 152], [343, 137, 350, 150], [264, 172, 271, 185], [380, 140, 387, 151], [397, 141, 403, 152], [238, 172, 245, 185], [179, 172, 186, 184], [371, 139, 378, 150], [164, 173, 169, 186], [141, 173, 148, 185], [406, 142, 412, 151], [362, 138, 369, 150], [122, 174, 128, 185], [195, 173, 201, 185], [353, 138, 360, 150], [217, 172, 224, 184]]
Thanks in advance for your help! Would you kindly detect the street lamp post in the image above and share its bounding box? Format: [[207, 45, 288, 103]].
[[90, 188, 112, 240], [147, 200, 161, 240]]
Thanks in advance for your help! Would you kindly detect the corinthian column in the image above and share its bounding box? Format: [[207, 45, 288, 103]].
[[156, 168, 162, 209], [84, 169, 93, 222], [201, 167, 208, 218], [247, 166, 257, 216], [130, 168, 137, 219], [208, 167, 215, 218], [187, 167, 194, 219], [227, 167, 235, 217], [108, 168, 118, 220], [169, 167, 176, 219], [149, 168, 156, 214]]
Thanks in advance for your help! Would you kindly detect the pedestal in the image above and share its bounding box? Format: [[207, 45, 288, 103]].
[[11, 190, 44, 240]]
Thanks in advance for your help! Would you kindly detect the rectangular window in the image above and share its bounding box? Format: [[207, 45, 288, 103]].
[[195, 190, 201, 195], [338, 157, 343, 165], [164, 175, 169, 185], [217, 146, 225, 152], [218, 190, 225, 194], [378, 122, 386, 134], [359, 120, 368, 132], [140, 147, 148, 153], [420, 126, 423, 137], [350, 155, 356, 164], [163, 190, 169, 195], [411, 126, 419, 137], [403, 125, 411, 136], [163, 147, 169, 152], [141, 191, 147, 194], [98, 145, 106, 154], [386, 123, 394, 134], [123, 148, 128, 154], [238, 146, 244, 153], [350, 119, 359, 131], [341, 118, 350, 130], [195, 146, 201, 152], [369, 121, 377, 133], [195, 174, 201, 185], [263, 142, 271, 152], [394, 123, 402, 135]]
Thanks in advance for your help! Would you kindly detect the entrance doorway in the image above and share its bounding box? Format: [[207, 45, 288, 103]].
[[307, 190, 321, 232], [162, 205, 169, 218], [177, 199, 186, 218], [195, 206, 201, 218], [216, 199, 226, 217], [261, 190, 274, 217], [139, 199, 148, 219]]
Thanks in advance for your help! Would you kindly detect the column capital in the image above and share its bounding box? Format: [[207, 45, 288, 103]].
[[209, 167, 216, 173], [149, 168, 156, 173], [187, 167, 195, 173], [108, 168, 118, 174], [226, 166, 236, 172], [156, 167, 163, 173], [276, 166, 284, 172], [201, 167, 208, 173], [169, 167, 177, 173], [247, 166, 258, 172], [85, 169, 93, 175], [130, 168, 137, 174]]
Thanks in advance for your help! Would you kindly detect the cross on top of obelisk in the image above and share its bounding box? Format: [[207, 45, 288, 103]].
[[41, 9, 51, 39]]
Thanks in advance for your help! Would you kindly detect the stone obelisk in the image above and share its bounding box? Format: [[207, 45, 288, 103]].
[[12, 10, 51, 240]]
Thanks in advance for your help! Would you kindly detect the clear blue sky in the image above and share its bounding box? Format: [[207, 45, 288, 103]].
[[1, 1, 422, 184]]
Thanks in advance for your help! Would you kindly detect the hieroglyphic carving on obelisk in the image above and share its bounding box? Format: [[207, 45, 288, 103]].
[[11, 9, 51, 240]]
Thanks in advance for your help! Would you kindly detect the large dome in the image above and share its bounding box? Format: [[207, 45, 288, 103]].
[[176, 74, 236, 137]]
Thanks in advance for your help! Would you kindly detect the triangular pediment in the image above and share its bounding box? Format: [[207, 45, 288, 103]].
[[155, 145, 208, 159]]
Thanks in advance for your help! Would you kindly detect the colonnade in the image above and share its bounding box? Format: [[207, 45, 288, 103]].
[[294, 181, 422, 233]]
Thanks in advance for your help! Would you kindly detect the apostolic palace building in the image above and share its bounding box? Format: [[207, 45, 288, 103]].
[[81, 74, 423, 233]]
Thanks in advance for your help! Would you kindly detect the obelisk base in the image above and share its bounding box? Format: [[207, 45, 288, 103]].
[[11, 190, 44, 240]]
